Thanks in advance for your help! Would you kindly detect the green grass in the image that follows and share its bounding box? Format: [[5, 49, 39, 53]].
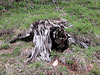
[[13, 47, 21, 56], [90, 64, 100, 75], [59, 66, 69, 74], [0, 43, 10, 50], [0, 0, 100, 74], [0, 0, 100, 35], [34, 62, 42, 68]]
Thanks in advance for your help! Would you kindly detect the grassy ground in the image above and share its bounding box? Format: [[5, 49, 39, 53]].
[[0, 0, 100, 75]]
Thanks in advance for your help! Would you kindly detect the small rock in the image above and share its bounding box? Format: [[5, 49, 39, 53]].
[[11, 58, 13, 59], [19, 69, 22, 73], [52, 59, 58, 67]]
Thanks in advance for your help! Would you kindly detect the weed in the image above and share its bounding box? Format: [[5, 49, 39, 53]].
[[67, 59, 74, 65], [50, 50, 56, 59]]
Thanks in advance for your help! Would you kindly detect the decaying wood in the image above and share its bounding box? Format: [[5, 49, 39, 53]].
[[10, 19, 88, 63]]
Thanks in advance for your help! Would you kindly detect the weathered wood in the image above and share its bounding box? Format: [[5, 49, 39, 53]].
[[9, 19, 75, 63]]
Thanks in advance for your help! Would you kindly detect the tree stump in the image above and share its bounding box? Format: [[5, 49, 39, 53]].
[[10, 19, 75, 63]]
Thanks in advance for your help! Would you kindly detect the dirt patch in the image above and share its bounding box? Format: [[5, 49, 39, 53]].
[[0, 41, 21, 55], [0, 29, 14, 36], [0, 48, 13, 55], [58, 48, 95, 74], [0, 26, 19, 37]]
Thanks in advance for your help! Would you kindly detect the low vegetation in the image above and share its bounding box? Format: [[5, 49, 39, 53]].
[[0, 0, 100, 75], [0, 43, 10, 50]]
